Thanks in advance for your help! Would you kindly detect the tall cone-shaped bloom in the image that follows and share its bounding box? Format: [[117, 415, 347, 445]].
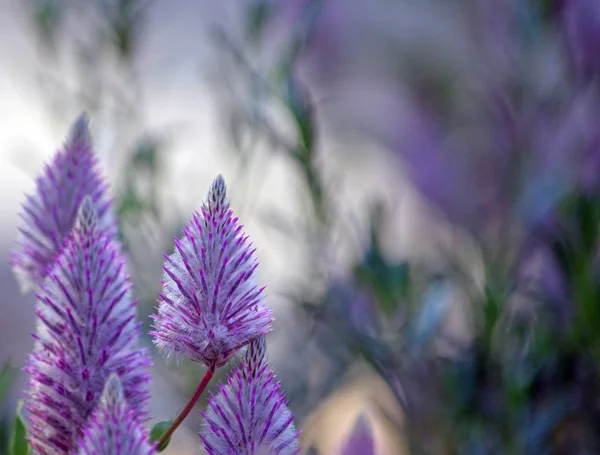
[[200, 336, 301, 455], [77, 374, 154, 455], [11, 114, 115, 292], [24, 198, 151, 455], [151, 175, 273, 368]]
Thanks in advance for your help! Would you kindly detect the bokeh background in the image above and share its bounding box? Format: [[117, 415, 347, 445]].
[[2, 0, 600, 453]]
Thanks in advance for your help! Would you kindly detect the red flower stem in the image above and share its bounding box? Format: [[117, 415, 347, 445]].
[[157, 367, 215, 450]]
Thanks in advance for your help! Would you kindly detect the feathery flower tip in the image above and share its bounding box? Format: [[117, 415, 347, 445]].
[[24, 199, 151, 454], [10, 114, 115, 292], [200, 340, 301, 455], [77, 374, 154, 455], [70, 113, 91, 145], [208, 174, 227, 207], [243, 335, 268, 380], [151, 175, 273, 368]]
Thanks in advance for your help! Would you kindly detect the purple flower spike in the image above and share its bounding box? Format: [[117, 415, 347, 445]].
[[77, 374, 154, 455], [200, 336, 301, 455], [24, 198, 151, 455], [151, 175, 273, 369], [11, 114, 116, 292], [339, 415, 375, 455]]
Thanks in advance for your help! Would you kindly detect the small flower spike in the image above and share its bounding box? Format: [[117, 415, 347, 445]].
[[77, 374, 154, 455], [339, 415, 375, 455], [200, 336, 301, 455], [11, 114, 116, 292], [242, 333, 267, 381], [151, 175, 273, 369], [24, 198, 151, 455]]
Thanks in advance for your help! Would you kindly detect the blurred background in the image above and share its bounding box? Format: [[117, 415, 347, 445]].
[[2, 0, 600, 453]]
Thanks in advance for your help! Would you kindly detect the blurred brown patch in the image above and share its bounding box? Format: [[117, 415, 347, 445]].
[[301, 367, 408, 455]]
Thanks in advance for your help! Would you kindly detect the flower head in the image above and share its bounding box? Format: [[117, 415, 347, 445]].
[[11, 114, 116, 292], [200, 336, 301, 455], [24, 198, 151, 455], [77, 374, 154, 455], [151, 175, 273, 368], [339, 415, 374, 455]]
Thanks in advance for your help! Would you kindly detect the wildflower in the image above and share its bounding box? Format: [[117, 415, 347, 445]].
[[562, 0, 600, 80], [11, 114, 115, 292], [200, 336, 301, 455], [339, 415, 375, 455], [77, 374, 154, 455], [24, 198, 151, 455], [151, 175, 273, 369]]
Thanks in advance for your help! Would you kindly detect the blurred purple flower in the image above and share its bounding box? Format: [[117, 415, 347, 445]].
[[24, 198, 151, 455], [77, 374, 154, 455], [512, 87, 600, 235], [319, 280, 380, 339], [396, 103, 514, 238], [562, 0, 600, 79], [11, 114, 115, 292], [151, 175, 273, 369], [545, 88, 600, 195], [396, 87, 600, 244], [517, 241, 571, 327], [339, 415, 375, 455], [200, 336, 301, 455]]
